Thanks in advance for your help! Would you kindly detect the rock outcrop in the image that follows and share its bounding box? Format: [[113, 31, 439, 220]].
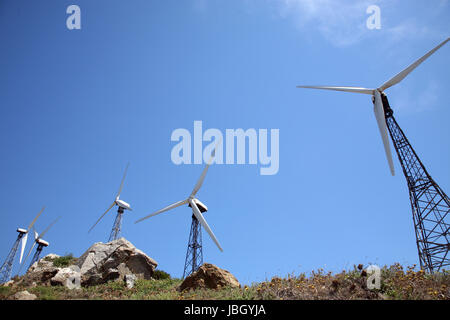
[[12, 290, 37, 300], [19, 254, 61, 287], [76, 238, 158, 286], [18, 238, 157, 288], [179, 263, 240, 291], [1, 280, 14, 287], [50, 266, 81, 288]]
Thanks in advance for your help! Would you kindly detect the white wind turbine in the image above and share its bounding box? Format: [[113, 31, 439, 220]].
[[136, 148, 222, 251], [88, 163, 132, 241], [135, 143, 222, 277], [297, 37, 450, 176], [21, 216, 60, 272], [0, 207, 45, 283], [297, 38, 450, 272]]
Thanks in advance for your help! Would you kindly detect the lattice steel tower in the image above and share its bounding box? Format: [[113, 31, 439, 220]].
[[0, 231, 26, 284], [183, 214, 203, 279], [28, 240, 49, 270], [382, 94, 449, 272], [109, 207, 124, 242]]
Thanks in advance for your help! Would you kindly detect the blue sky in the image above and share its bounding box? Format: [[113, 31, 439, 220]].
[[0, 0, 449, 284]]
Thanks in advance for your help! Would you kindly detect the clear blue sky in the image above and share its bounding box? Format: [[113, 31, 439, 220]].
[[0, 0, 449, 284]]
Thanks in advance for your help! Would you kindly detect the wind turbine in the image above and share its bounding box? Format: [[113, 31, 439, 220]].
[[135, 144, 222, 278], [22, 217, 60, 272], [0, 207, 45, 284], [88, 163, 132, 242], [297, 38, 450, 272]]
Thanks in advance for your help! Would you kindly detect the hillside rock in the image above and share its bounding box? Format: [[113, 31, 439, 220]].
[[18, 254, 61, 286], [16, 238, 157, 288], [179, 263, 240, 291], [50, 266, 81, 288], [12, 290, 37, 300], [1, 280, 14, 287], [76, 238, 158, 286]]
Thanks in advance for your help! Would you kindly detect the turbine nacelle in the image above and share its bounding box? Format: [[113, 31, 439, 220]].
[[17, 228, 28, 234], [36, 239, 49, 247], [189, 198, 208, 213], [115, 199, 132, 211]]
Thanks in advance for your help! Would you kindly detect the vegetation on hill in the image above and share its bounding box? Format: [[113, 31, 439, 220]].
[[51, 254, 78, 268], [1, 263, 448, 300]]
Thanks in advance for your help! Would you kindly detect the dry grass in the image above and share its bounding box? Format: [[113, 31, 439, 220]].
[[1, 263, 449, 300], [248, 264, 449, 300]]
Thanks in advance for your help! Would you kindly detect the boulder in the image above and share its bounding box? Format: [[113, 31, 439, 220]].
[[12, 290, 37, 300], [1, 280, 14, 287], [15, 238, 157, 288], [50, 266, 81, 289], [179, 263, 240, 291], [43, 253, 61, 260], [18, 254, 61, 287], [76, 238, 157, 286]]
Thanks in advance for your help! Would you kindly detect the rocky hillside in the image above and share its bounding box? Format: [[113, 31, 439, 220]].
[[1, 239, 449, 300]]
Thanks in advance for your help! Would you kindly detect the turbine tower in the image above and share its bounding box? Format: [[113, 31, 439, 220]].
[[0, 207, 45, 284], [22, 217, 60, 271], [298, 38, 450, 272], [89, 163, 132, 242], [135, 145, 222, 278]]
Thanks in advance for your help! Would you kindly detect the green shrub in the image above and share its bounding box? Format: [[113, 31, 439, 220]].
[[153, 269, 171, 280], [53, 254, 77, 268], [0, 286, 12, 298]]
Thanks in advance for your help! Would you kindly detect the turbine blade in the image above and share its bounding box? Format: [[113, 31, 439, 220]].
[[190, 199, 223, 252], [88, 202, 115, 233], [134, 199, 188, 223], [373, 91, 395, 176], [297, 85, 374, 95], [19, 233, 28, 264], [190, 139, 222, 197], [22, 241, 36, 268], [39, 217, 60, 239], [379, 38, 450, 91], [27, 206, 45, 231], [116, 162, 130, 200]]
